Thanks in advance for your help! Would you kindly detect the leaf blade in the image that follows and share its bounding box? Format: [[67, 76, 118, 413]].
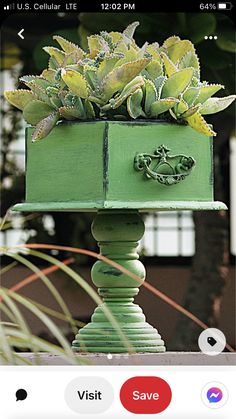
[[200, 95, 236, 115], [61, 69, 89, 98], [32, 112, 60, 142], [161, 68, 194, 98]]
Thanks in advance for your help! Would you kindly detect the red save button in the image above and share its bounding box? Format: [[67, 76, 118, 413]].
[[120, 376, 172, 414]]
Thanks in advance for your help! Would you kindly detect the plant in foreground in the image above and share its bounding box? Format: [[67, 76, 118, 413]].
[[4, 22, 235, 141]]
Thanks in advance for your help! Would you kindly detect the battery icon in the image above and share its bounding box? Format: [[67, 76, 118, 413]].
[[217, 2, 233, 9]]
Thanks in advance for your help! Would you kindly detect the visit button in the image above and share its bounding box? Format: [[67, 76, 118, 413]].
[[120, 376, 172, 414]]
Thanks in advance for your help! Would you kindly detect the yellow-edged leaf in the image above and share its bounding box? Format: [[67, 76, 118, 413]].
[[167, 40, 195, 63], [127, 88, 145, 119], [200, 95, 236, 115], [101, 58, 150, 101], [32, 112, 59, 142], [150, 98, 178, 117], [53, 35, 85, 58], [107, 75, 144, 110], [61, 69, 89, 98], [161, 68, 194, 98], [43, 47, 66, 65], [160, 52, 178, 76], [195, 84, 224, 104], [23, 100, 54, 125], [146, 60, 163, 78], [163, 36, 181, 49], [144, 79, 157, 114], [4, 90, 36, 110], [185, 111, 216, 136]]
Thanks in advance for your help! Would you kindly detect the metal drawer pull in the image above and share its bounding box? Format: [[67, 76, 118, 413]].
[[134, 145, 196, 186]]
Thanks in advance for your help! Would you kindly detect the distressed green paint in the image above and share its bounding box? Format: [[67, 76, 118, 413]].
[[26, 122, 104, 203], [72, 210, 166, 352], [12, 121, 227, 213], [107, 122, 213, 202], [13, 200, 227, 211]]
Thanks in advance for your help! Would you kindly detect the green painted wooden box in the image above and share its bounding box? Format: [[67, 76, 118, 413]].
[[13, 120, 226, 212]]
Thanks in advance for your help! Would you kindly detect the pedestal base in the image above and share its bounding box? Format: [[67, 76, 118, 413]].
[[72, 210, 166, 353], [72, 294, 165, 353]]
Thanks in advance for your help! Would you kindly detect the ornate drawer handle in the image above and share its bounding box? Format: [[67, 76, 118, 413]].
[[134, 145, 196, 186]]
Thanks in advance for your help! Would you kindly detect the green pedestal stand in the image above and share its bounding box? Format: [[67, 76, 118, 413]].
[[72, 210, 166, 353], [12, 121, 227, 353]]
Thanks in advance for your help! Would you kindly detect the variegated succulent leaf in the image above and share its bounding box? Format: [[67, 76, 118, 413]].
[[184, 111, 216, 137], [199, 95, 236, 115], [144, 79, 158, 115], [32, 112, 60, 142], [150, 98, 179, 117], [103, 75, 145, 110], [23, 100, 55, 125], [127, 88, 145, 119], [4, 90, 37, 110], [61, 69, 90, 98], [100, 58, 150, 101], [161, 68, 194, 99]]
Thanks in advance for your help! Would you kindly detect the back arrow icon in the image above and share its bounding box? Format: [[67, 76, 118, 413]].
[[18, 29, 24, 40]]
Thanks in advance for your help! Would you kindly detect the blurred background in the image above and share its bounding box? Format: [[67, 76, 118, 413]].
[[0, 12, 235, 351]]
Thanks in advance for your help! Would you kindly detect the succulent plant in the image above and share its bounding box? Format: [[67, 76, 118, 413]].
[[4, 22, 235, 141]]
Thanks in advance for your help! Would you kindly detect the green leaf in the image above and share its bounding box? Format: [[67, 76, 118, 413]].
[[97, 57, 120, 81], [199, 95, 236, 115], [183, 87, 200, 106], [178, 51, 200, 78], [166, 40, 195, 63], [150, 98, 178, 117], [101, 58, 150, 101], [32, 112, 60, 142], [153, 76, 166, 99], [59, 105, 85, 120], [144, 79, 157, 114], [146, 43, 161, 60], [53, 35, 85, 57], [195, 84, 224, 104], [48, 57, 58, 70], [84, 99, 96, 118], [4, 90, 36, 110], [161, 68, 194, 98], [20, 77, 53, 105], [123, 21, 139, 40], [106, 75, 144, 110], [43, 47, 66, 65], [160, 52, 177, 77], [23, 100, 54, 125], [20, 75, 52, 89], [174, 99, 188, 116], [162, 36, 181, 49], [88, 35, 109, 58], [146, 60, 163, 78], [127, 88, 145, 119], [113, 47, 139, 68], [41, 69, 57, 83], [61, 69, 89, 98], [184, 111, 216, 137], [180, 104, 200, 118]]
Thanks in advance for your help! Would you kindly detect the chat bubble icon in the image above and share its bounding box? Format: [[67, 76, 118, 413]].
[[207, 387, 223, 403], [16, 389, 28, 402]]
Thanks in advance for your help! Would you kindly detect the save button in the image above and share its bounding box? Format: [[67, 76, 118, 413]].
[[120, 376, 172, 414]]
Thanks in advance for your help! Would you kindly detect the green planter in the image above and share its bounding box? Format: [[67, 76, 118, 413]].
[[13, 121, 226, 353], [15, 121, 225, 212]]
